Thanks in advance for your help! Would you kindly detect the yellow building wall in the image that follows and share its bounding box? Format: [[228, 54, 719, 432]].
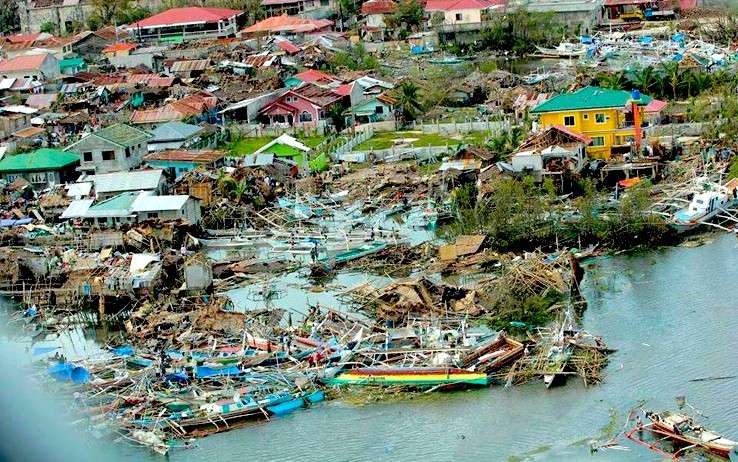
[[537, 107, 646, 160]]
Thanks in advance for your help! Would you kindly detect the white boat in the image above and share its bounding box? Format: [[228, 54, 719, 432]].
[[535, 42, 586, 58], [670, 179, 738, 232], [199, 236, 265, 248]]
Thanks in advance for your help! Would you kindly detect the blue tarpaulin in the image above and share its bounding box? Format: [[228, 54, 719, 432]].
[[47, 362, 73, 382], [195, 365, 240, 378], [110, 345, 134, 357], [71, 366, 90, 384], [32, 346, 58, 356]]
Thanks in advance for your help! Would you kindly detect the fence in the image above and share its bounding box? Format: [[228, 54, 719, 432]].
[[229, 123, 328, 138], [329, 128, 375, 160], [344, 144, 453, 163], [409, 119, 510, 135]]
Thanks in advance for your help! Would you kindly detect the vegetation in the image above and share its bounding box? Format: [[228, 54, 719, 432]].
[[595, 63, 736, 101], [39, 21, 57, 34], [385, 0, 423, 39], [395, 82, 423, 124], [324, 44, 380, 72], [479, 9, 563, 55], [485, 127, 525, 161], [442, 179, 672, 252], [0, 0, 18, 35], [217, 0, 266, 25]]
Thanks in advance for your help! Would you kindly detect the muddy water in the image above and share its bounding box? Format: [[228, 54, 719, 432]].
[[7, 233, 738, 461]]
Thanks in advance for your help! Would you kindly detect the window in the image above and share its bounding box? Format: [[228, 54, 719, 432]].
[[320, 0, 329, 5], [595, 113, 606, 124], [125, 147, 131, 158], [318, 110, 325, 119], [455, 13, 462, 20], [564, 115, 575, 126], [29, 172, 46, 184], [147, 212, 159, 219], [102, 150, 115, 161], [375, 106, 384, 114], [83, 151, 92, 162], [591, 136, 605, 147], [299, 111, 313, 122], [583, 114, 588, 120]]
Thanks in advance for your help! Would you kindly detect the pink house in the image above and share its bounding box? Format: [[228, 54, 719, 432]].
[[259, 83, 345, 127]]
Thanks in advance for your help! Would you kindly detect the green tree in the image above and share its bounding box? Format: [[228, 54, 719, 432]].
[[328, 103, 347, 133], [0, 0, 19, 35], [631, 66, 656, 93], [396, 81, 423, 124], [91, 0, 131, 24], [598, 71, 627, 90], [659, 61, 681, 100], [39, 21, 57, 34]]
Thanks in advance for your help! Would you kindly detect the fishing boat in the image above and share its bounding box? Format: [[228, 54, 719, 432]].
[[542, 342, 572, 389], [326, 367, 488, 388], [535, 42, 587, 58], [670, 179, 738, 232], [462, 334, 525, 375], [321, 241, 387, 264], [627, 410, 738, 459], [199, 236, 264, 249]]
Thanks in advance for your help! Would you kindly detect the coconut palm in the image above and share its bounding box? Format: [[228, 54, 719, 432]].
[[396, 81, 423, 124], [659, 61, 681, 100], [598, 71, 627, 90], [631, 66, 656, 93]]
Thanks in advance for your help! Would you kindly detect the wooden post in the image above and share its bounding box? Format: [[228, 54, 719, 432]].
[[98, 295, 106, 322]]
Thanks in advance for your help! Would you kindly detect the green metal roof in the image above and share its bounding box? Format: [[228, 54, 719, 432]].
[[94, 123, 151, 147], [531, 86, 652, 113], [59, 57, 86, 70], [86, 192, 139, 216], [0, 148, 79, 173]]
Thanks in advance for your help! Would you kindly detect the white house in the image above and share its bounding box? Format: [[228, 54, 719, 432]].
[[0, 53, 60, 81], [425, 0, 504, 26]]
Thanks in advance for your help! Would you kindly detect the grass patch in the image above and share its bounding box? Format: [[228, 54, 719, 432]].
[[227, 136, 327, 156], [354, 131, 484, 151]]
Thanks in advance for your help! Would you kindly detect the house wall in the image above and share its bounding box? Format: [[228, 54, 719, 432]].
[[138, 198, 201, 223], [108, 53, 163, 71], [18, 1, 95, 34], [366, 13, 387, 28], [0, 56, 60, 81], [145, 160, 204, 177], [73, 35, 112, 58], [0, 114, 32, 139], [69, 135, 149, 173], [0, 170, 60, 188], [441, 8, 483, 24], [537, 106, 646, 159]]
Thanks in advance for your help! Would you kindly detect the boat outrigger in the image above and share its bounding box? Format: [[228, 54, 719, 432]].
[[627, 409, 738, 459]]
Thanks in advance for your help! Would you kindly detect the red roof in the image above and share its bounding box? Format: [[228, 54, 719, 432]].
[[549, 125, 592, 144], [361, 0, 398, 14], [0, 54, 50, 72], [102, 42, 137, 53], [4, 33, 43, 44], [276, 39, 301, 54], [130, 7, 242, 28], [243, 14, 333, 34], [425, 0, 504, 11], [292, 69, 338, 83], [334, 82, 354, 96], [131, 92, 217, 124], [644, 99, 667, 113]]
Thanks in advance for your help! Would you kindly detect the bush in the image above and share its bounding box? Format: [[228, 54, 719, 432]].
[[39, 21, 56, 34]]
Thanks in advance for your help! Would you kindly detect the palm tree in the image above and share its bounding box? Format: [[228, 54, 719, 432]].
[[396, 82, 423, 125], [659, 61, 681, 100], [599, 71, 627, 90], [631, 66, 656, 93]]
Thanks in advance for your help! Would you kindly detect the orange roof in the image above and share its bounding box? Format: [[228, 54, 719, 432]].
[[103, 42, 137, 53], [0, 54, 50, 72], [131, 92, 217, 124], [243, 14, 333, 34]]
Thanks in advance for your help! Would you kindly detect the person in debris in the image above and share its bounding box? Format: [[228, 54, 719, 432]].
[[311, 243, 319, 262], [370, 228, 375, 241]]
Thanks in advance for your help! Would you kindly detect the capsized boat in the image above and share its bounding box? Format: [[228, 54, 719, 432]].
[[326, 367, 488, 388], [670, 178, 738, 232]]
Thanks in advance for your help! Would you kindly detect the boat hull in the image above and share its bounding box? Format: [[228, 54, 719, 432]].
[[327, 368, 488, 387]]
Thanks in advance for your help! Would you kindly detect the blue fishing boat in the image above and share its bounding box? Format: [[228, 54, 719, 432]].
[[267, 398, 304, 416], [305, 390, 325, 404]]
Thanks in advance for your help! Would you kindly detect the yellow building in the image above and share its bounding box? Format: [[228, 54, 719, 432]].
[[530, 86, 653, 159]]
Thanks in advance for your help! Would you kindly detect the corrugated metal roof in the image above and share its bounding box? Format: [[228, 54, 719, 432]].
[[0, 53, 50, 72], [129, 7, 242, 28], [65, 181, 92, 198], [241, 153, 274, 166], [85, 192, 140, 217], [61, 199, 93, 218], [144, 149, 225, 163], [93, 123, 152, 147], [89, 170, 163, 194], [149, 121, 204, 142], [170, 59, 209, 73], [131, 194, 190, 212]]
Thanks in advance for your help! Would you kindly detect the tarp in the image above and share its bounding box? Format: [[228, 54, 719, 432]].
[[110, 345, 134, 357], [0, 218, 32, 227], [195, 365, 241, 378], [130, 253, 160, 274]]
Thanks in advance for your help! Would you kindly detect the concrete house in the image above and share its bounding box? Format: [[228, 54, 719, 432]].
[[143, 149, 226, 178], [0, 53, 60, 81], [348, 94, 396, 124], [128, 7, 243, 43], [360, 0, 398, 41], [131, 194, 201, 223], [425, 0, 505, 27], [0, 148, 80, 189], [65, 124, 152, 174]]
